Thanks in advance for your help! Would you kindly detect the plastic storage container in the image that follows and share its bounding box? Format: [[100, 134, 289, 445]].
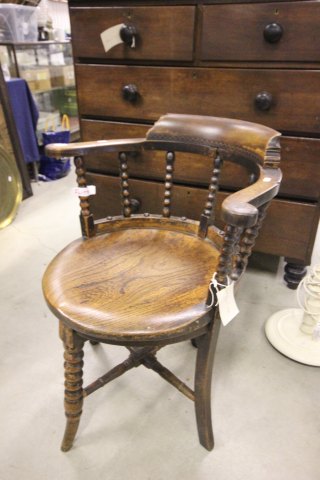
[[0, 4, 38, 43]]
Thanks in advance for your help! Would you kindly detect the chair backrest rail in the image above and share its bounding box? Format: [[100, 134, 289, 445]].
[[163, 151, 175, 218], [198, 150, 223, 238], [74, 155, 90, 219], [234, 203, 269, 279], [65, 115, 281, 241], [215, 224, 242, 285], [74, 155, 95, 237], [119, 151, 131, 218]]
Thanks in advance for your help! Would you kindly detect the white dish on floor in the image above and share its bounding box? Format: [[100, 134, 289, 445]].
[[265, 308, 320, 366]]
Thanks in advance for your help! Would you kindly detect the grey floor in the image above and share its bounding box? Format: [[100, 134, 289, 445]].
[[1, 171, 319, 480]]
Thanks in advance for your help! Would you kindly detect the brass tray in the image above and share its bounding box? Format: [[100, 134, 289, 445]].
[[0, 144, 22, 229]]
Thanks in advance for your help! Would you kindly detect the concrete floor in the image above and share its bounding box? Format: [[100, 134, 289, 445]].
[[1, 171, 319, 480]]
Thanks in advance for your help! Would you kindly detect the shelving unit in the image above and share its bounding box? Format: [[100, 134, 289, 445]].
[[0, 40, 79, 142]]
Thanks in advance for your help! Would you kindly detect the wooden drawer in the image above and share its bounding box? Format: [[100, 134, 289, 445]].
[[70, 6, 195, 61], [279, 136, 320, 200], [81, 119, 320, 201], [86, 172, 319, 263], [76, 65, 320, 134], [201, 2, 320, 62]]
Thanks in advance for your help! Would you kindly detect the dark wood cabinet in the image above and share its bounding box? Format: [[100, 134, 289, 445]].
[[69, 0, 320, 288]]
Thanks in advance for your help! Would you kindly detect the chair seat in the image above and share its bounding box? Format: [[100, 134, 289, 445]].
[[43, 227, 219, 342]]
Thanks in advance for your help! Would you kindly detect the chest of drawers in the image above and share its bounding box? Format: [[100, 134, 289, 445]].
[[69, 0, 320, 288]]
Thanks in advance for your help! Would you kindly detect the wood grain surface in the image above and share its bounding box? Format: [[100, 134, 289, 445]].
[[76, 64, 320, 134], [70, 6, 195, 61], [201, 2, 320, 62], [43, 227, 219, 341]]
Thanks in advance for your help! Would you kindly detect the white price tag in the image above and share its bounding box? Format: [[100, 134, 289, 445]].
[[100, 24, 125, 53], [73, 185, 96, 197], [217, 282, 239, 326]]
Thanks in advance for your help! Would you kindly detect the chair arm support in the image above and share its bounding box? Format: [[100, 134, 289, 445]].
[[45, 138, 145, 158], [221, 167, 282, 228]]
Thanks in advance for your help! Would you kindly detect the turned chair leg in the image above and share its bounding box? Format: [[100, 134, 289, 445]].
[[194, 315, 221, 451], [60, 325, 85, 452]]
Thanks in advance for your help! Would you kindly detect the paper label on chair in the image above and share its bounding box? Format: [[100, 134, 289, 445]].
[[100, 24, 125, 53], [73, 186, 96, 197], [217, 283, 239, 326]]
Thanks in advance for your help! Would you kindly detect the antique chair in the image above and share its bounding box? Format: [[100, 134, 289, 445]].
[[42, 114, 281, 452]]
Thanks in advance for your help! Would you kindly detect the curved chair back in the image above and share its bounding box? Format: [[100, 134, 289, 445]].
[[46, 114, 282, 284]]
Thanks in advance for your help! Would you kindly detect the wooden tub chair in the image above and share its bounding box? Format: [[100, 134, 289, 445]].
[[42, 114, 281, 451]]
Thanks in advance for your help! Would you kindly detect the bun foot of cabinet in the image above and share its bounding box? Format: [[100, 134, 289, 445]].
[[284, 261, 307, 290]]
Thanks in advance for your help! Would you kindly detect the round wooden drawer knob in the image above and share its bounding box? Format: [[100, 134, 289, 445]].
[[255, 91, 273, 111], [122, 84, 139, 102], [263, 23, 283, 43], [120, 24, 137, 47]]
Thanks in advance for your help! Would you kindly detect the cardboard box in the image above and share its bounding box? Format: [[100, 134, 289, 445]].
[[36, 68, 51, 91], [21, 67, 51, 92], [20, 69, 37, 91], [50, 65, 75, 88]]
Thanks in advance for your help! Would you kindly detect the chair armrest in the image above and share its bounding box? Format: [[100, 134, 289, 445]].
[[221, 167, 282, 228], [45, 138, 145, 158]]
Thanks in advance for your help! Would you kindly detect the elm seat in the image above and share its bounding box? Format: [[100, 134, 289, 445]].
[[43, 225, 220, 342], [42, 113, 281, 453]]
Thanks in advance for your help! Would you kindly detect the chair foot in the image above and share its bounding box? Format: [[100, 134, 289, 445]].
[[200, 434, 214, 451], [194, 315, 220, 451], [61, 419, 81, 452], [60, 326, 84, 452]]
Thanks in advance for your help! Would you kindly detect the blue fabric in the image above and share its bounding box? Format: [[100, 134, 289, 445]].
[[42, 129, 70, 146], [40, 125, 70, 180], [6, 78, 40, 164]]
